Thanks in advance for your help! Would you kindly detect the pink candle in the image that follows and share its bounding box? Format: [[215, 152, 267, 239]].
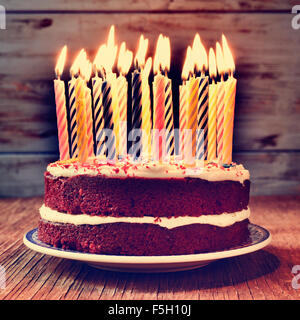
[[54, 46, 70, 161], [153, 73, 166, 161], [85, 86, 94, 157]]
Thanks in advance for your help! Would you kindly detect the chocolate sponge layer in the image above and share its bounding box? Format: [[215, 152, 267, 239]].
[[44, 172, 250, 218], [38, 218, 250, 256]]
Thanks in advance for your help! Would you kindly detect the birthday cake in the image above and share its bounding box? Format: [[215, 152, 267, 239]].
[[37, 157, 251, 255], [36, 27, 253, 256]]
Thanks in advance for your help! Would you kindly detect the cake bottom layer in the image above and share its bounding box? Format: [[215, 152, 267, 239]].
[[38, 219, 250, 256]]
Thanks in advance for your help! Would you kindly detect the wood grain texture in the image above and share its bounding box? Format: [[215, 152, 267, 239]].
[[0, 5, 299, 197], [0, 195, 299, 300], [0, 154, 57, 198], [2, 0, 298, 12], [1, 13, 300, 152]]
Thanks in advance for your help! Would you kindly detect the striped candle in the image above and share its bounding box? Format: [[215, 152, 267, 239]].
[[179, 84, 188, 159], [116, 75, 128, 158], [141, 76, 152, 159], [164, 78, 174, 158], [207, 48, 218, 162], [216, 80, 225, 161], [222, 77, 237, 164], [208, 81, 218, 161], [68, 77, 78, 158], [92, 76, 105, 157], [131, 70, 143, 159], [102, 79, 115, 160], [108, 74, 120, 158], [74, 77, 89, 163], [187, 77, 199, 164], [196, 76, 209, 161], [54, 79, 70, 160], [153, 73, 166, 161]]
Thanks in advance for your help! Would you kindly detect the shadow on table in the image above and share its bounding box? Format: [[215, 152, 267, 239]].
[[82, 249, 280, 292]]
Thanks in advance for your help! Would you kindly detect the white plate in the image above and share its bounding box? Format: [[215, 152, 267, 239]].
[[23, 224, 271, 273]]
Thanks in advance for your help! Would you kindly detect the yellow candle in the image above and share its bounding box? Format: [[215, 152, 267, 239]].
[[216, 42, 226, 162], [222, 34, 237, 164], [179, 84, 188, 159], [187, 76, 199, 164], [74, 76, 88, 163], [222, 77, 237, 164]]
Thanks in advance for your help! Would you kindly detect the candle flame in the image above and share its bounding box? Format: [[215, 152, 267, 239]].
[[209, 47, 217, 79], [135, 35, 149, 69], [55, 45, 67, 78], [199, 40, 208, 72], [222, 34, 235, 75], [142, 57, 152, 80], [182, 46, 193, 81], [117, 42, 133, 76], [192, 33, 202, 73], [107, 25, 115, 50], [153, 34, 171, 74], [70, 49, 86, 77], [216, 42, 225, 76], [93, 44, 107, 72], [80, 57, 92, 82], [103, 25, 118, 73]]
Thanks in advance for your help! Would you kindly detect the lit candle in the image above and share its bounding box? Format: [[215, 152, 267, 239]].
[[68, 52, 81, 159], [222, 35, 237, 165], [92, 44, 105, 157], [102, 26, 118, 160], [163, 37, 174, 159], [153, 34, 173, 161], [81, 58, 94, 158], [187, 75, 198, 165], [180, 46, 192, 162], [54, 45, 70, 161], [216, 41, 226, 162], [117, 42, 133, 158], [207, 48, 218, 162], [132, 35, 148, 159], [192, 34, 209, 162], [74, 50, 89, 163]]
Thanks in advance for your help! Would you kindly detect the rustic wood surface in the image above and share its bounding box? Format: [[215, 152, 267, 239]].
[[0, 2, 300, 197], [2, 0, 298, 12], [0, 195, 299, 300]]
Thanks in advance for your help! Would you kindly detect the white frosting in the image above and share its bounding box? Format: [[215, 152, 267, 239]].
[[47, 157, 250, 184], [39, 205, 250, 229]]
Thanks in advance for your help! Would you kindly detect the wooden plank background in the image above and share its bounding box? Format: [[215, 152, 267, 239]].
[[0, 1, 300, 197]]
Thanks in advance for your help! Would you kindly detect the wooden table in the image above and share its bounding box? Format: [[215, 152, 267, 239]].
[[0, 195, 300, 300]]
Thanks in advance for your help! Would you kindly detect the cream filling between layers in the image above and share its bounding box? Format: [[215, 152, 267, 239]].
[[39, 205, 250, 229]]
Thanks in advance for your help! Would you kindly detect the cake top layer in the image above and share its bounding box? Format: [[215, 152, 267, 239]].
[[47, 156, 250, 183]]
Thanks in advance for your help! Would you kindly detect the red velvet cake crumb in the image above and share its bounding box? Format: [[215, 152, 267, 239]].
[[44, 172, 250, 217], [38, 219, 250, 256]]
